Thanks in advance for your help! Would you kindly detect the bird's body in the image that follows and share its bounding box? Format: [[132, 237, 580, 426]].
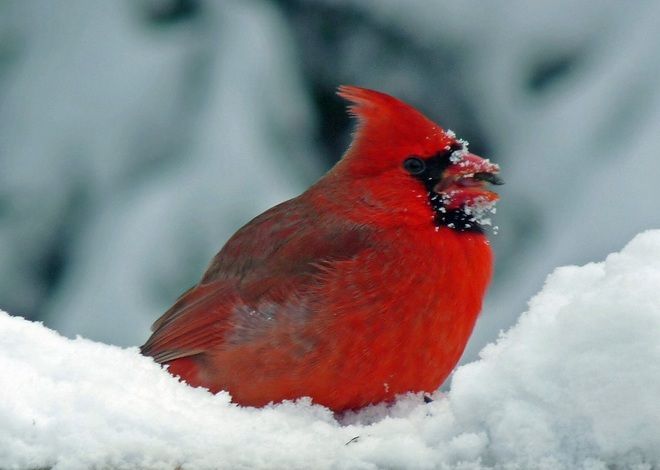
[[141, 86, 501, 411]]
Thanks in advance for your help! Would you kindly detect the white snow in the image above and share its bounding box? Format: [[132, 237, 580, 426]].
[[2, 230, 660, 469]]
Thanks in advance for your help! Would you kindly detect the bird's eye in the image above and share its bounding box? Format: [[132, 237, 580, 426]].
[[403, 157, 426, 175]]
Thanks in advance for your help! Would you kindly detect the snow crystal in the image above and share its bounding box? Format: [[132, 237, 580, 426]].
[[449, 139, 469, 164], [3, 230, 660, 469], [463, 198, 498, 228]]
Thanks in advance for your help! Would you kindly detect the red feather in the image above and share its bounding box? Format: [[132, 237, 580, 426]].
[[141, 86, 499, 411]]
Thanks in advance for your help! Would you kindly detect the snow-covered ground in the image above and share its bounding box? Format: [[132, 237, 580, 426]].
[[2, 230, 660, 470]]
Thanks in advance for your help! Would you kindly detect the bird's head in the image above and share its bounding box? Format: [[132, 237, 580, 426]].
[[335, 85, 502, 232]]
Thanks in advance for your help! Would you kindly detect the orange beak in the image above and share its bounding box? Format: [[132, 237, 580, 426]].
[[434, 152, 502, 210]]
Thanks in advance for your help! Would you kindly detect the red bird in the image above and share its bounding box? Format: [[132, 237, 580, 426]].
[[141, 86, 502, 412]]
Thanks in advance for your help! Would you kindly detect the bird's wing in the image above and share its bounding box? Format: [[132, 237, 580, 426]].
[[140, 282, 236, 363], [140, 197, 376, 364]]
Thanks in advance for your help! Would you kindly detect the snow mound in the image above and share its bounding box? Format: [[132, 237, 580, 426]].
[[2, 230, 660, 469]]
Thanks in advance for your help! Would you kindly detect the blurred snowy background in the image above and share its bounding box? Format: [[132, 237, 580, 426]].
[[1, 0, 659, 363]]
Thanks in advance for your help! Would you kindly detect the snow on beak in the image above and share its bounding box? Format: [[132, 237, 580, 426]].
[[434, 152, 503, 210]]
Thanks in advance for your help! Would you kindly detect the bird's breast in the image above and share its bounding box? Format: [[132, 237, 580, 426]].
[[198, 226, 493, 412], [305, 226, 493, 409]]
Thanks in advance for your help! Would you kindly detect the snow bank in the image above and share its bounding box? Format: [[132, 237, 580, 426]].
[[2, 230, 660, 469]]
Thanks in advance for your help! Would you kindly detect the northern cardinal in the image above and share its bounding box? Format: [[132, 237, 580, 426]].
[[141, 86, 502, 411]]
